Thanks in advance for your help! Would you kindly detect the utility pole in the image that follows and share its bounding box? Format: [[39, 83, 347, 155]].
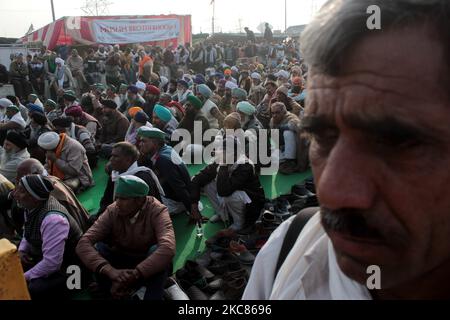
[[50, 0, 56, 22], [211, 0, 215, 35], [285, 0, 287, 32]]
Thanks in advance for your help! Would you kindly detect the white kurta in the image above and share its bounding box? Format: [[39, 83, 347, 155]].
[[242, 213, 372, 300]]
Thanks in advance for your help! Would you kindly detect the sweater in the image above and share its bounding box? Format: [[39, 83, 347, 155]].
[[75, 196, 175, 279]]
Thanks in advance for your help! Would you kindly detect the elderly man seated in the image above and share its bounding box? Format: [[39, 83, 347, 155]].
[[97, 99, 130, 158], [0, 105, 27, 142], [125, 108, 152, 146], [52, 117, 98, 169], [0, 131, 30, 183], [196, 84, 225, 130], [235, 101, 271, 171], [191, 136, 265, 232], [37, 131, 93, 193], [64, 104, 101, 140], [44, 99, 62, 123], [13, 174, 83, 300], [231, 88, 248, 111], [137, 127, 203, 221], [15, 159, 90, 233], [152, 104, 179, 144], [97, 142, 163, 217], [174, 95, 210, 159], [76, 175, 176, 300], [270, 102, 308, 174]]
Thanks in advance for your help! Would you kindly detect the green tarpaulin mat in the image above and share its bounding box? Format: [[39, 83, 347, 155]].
[[77, 160, 312, 273]]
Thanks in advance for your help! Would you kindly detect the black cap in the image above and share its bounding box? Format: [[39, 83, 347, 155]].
[[6, 131, 28, 149], [100, 98, 118, 109]]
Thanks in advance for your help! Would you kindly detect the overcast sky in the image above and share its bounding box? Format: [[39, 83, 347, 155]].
[[0, 0, 326, 38]]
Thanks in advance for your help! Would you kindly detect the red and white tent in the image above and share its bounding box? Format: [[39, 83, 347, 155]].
[[21, 15, 192, 49]]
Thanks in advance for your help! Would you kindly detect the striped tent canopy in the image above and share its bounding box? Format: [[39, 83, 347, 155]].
[[20, 15, 192, 50]]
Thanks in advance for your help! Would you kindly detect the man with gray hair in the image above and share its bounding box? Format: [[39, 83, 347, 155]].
[[270, 102, 303, 174], [244, 0, 450, 299], [13, 174, 83, 299], [67, 49, 87, 96]]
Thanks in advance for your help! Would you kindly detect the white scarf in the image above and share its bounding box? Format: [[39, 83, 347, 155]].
[[269, 213, 372, 300], [111, 161, 165, 197]]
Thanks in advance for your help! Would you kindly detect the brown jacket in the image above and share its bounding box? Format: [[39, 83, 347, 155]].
[[99, 110, 130, 144], [76, 196, 175, 279], [48, 176, 90, 232]]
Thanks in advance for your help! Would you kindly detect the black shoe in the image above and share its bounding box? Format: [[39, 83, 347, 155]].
[[304, 178, 316, 193], [184, 260, 215, 281], [178, 280, 208, 300], [291, 184, 315, 197], [175, 268, 207, 289]]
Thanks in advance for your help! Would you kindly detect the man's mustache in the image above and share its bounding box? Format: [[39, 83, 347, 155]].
[[321, 207, 383, 240]]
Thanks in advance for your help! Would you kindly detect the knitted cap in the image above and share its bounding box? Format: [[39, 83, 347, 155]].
[[20, 174, 54, 200]]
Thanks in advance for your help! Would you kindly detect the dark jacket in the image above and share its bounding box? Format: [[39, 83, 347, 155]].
[[176, 111, 210, 147], [191, 162, 265, 226], [98, 170, 162, 216], [150, 145, 192, 213], [99, 110, 130, 144]]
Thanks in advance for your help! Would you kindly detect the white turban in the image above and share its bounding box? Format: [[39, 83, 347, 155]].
[[225, 81, 238, 90], [0, 98, 13, 109], [135, 81, 146, 91], [250, 72, 261, 80], [38, 132, 61, 151], [55, 57, 65, 66]]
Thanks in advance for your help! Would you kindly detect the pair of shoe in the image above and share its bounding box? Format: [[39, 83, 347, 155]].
[[291, 183, 315, 197], [205, 229, 237, 247], [178, 279, 209, 300], [209, 276, 248, 300], [184, 260, 215, 281], [164, 277, 190, 300], [229, 240, 256, 265], [304, 178, 316, 193], [195, 248, 212, 267], [175, 266, 208, 290], [291, 183, 319, 209], [275, 198, 292, 220], [208, 252, 241, 275]]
